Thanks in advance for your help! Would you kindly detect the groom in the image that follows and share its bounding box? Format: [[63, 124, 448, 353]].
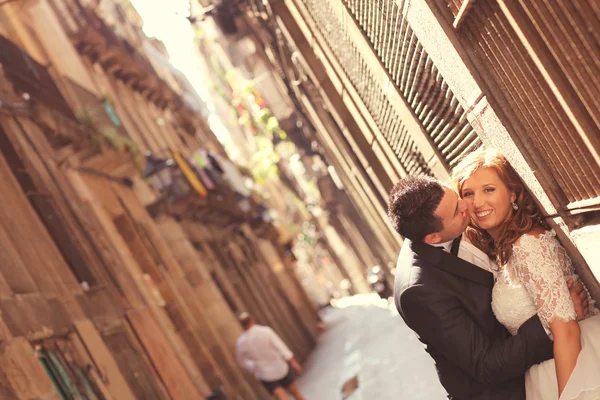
[[388, 176, 588, 400]]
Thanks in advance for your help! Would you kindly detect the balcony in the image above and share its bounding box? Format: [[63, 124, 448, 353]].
[[53, 0, 173, 109], [144, 149, 273, 233], [0, 35, 75, 120]]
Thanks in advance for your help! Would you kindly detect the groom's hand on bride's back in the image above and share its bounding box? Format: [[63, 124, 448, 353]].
[[567, 279, 589, 320]]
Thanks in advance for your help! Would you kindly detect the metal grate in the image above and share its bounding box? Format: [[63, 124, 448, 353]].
[[302, 0, 480, 171], [458, 1, 600, 207], [301, 0, 433, 176], [518, 1, 600, 136]]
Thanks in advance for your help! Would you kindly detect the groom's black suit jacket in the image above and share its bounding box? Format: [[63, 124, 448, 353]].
[[394, 238, 553, 400]]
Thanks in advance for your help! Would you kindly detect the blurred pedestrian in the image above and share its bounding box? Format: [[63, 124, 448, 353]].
[[236, 313, 305, 400]]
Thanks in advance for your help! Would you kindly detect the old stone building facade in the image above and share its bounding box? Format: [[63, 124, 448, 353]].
[[0, 0, 361, 398]]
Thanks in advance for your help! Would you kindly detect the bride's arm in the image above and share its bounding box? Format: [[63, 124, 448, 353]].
[[512, 233, 580, 397], [550, 318, 581, 395]]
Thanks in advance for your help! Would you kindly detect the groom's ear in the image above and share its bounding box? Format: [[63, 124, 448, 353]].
[[424, 232, 441, 245]]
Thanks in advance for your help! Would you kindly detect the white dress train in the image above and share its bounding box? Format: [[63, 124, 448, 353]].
[[491, 231, 600, 400]]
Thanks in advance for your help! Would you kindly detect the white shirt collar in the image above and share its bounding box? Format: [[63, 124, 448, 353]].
[[432, 237, 498, 275], [432, 240, 453, 253]]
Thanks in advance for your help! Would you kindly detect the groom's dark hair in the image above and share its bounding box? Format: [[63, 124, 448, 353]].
[[387, 175, 445, 242]]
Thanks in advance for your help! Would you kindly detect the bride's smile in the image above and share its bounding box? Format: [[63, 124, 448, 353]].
[[460, 167, 516, 240]]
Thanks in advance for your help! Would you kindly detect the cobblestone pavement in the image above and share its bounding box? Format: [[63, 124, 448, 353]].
[[297, 294, 446, 400]]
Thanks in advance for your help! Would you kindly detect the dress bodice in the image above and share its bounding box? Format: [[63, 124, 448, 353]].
[[491, 231, 586, 336], [492, 232, 600, 400], [492, 273, 538, 336]]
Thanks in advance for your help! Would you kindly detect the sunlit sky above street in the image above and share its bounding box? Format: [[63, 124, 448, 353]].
[[129, 0, 242, 159], [129, 0, 209, 99]]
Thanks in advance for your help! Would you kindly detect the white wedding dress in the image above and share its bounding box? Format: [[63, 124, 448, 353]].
[[491, 231, 600, 400]]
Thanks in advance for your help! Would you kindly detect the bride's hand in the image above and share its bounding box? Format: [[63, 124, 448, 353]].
[[567, 279, 589, 321]]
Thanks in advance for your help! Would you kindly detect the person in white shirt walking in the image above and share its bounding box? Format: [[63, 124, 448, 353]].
[[236, 313, 305, 400]]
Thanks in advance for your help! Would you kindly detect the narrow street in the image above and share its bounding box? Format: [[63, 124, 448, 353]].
[[0, 0, 596, 398], [297, 294, 446, 400]]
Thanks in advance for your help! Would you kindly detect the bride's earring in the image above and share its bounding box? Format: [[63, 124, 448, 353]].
[[511, 201, 519, 211]]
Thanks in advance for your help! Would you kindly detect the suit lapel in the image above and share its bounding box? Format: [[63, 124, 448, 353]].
[[411, 240, 494, 288]]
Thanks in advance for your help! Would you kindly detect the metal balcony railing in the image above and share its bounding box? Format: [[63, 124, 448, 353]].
[[143, 150, 264, 227], [0, 35, 75, 120]]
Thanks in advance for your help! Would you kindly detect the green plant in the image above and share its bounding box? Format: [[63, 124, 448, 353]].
[[127, 144, 144, 172], [250, 136, 280, 184], [240, 81, 256, 96], [100, 127, 143, 170], [75, 107, 96, 129], [254, 108, 272, 126], [99, 93, 116, 108], [76, 103, 141, 168], [265, 116, 279, 136], [100, 128, 126, 151], [194, 27, 205, 40]]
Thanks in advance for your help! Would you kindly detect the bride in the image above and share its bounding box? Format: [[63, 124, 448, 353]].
[[452, 148, 600, 400]]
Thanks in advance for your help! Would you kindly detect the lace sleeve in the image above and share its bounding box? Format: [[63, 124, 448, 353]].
[[510, 232, 577, 329]]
